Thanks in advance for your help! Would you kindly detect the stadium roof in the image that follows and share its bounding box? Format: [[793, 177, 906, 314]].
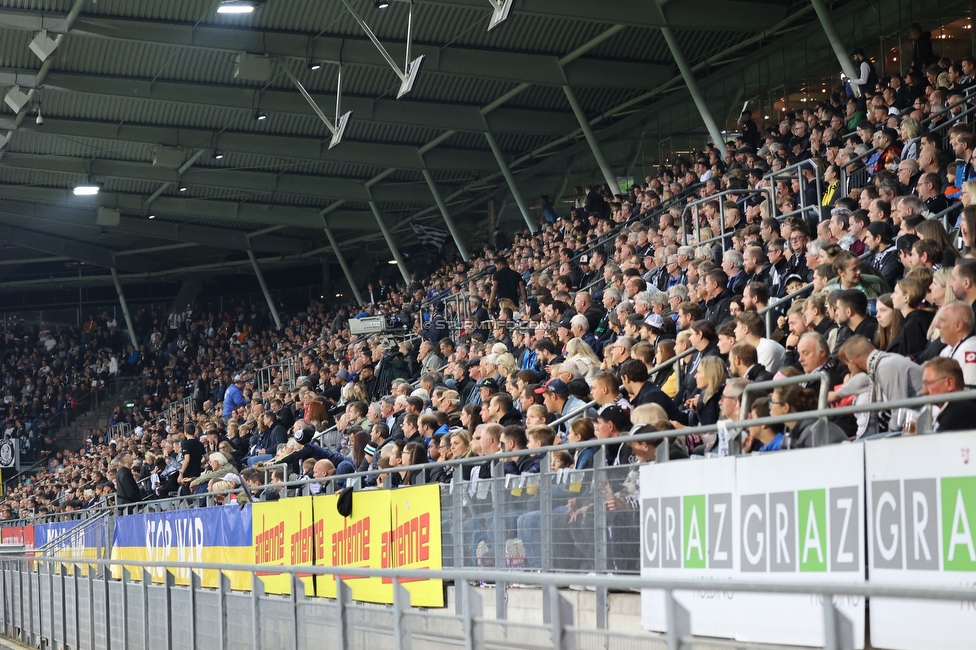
[[0, 0, 891, 288]]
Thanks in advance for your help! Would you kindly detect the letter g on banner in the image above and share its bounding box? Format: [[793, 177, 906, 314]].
[[741, 494, 767, 572], [642, 498, 660, 568]]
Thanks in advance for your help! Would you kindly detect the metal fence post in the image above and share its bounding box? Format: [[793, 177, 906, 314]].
[[460, 581, 483, 650], [290, 573, 306, 650], [540, 455, 552, 573], [0, 560, 5, 636], [142, 570, 152, 650], [121, 568, 129, 650], [73, 565, 81, 650], [102, 567, 111, 650], [87, 568, 95, 650], [26, 557, 33, 645], [664, 591, 690, 650], [547, 584, 574, 650], [162, 570, 173, 650], [251, 573, 264, 650], [452, 468, 464, 573], [392, 578, 412, 650], [592, 449, 609, 631], [336, 579, 352, 650], [218, 572, 230, 650], [189, 569, 200, 649], [491, 461, 507, 621], [823, 597, 854, 650], [58, 563, 66, 650]]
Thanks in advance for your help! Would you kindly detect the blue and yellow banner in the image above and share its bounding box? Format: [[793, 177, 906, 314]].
[[36, 518, 107, 574], [110, 505, 252, 590]]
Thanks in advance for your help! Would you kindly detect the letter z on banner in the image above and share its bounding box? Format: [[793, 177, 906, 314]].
[[641, 444, 865, 648], [867, 430, 976, 650]]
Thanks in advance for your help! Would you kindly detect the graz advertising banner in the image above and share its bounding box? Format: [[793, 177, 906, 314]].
[[641, 444, 865, 648], [866, 430, 976, 650], [111, 505, 252, 590]]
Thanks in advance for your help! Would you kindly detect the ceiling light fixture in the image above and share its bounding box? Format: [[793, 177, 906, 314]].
[[308, 60, 321, 71], [217, 1, 260, 14], [214, 151, 224, 160], [375, 0, 390, 8], [148, 214, 156, 219], [254, 111, 267, 121], [73, 184, 99, 196], [179, 185, 188, 192], [388, 260, 397, 265], [34, 107, 42, 125]]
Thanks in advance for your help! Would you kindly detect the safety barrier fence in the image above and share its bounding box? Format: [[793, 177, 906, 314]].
[[5, 391, 976, 648], [0, 550, 973, 650]]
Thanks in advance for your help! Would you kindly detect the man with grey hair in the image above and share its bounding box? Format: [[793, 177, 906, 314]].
[[665, 254, 686, 289], [797, 332, 846, 388], [896, 194, 927, 221], [418, 340, 443, 374], [677, 246, 695, 274], [723, 249, 746, 294], [569, 314, 597, 349], [595, 288, 621, 343], [938, 301, 976, 387], [633, 291, 654, 319], [648, 292, 671, 320]]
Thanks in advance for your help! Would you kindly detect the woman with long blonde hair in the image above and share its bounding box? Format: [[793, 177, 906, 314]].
[[564, 338, 601, 383]]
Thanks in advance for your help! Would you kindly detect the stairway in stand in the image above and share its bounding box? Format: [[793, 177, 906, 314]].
[[58, 377, 146, 450]]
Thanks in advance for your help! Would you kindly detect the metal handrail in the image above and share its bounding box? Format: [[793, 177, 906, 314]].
[[920, 89, 976, 129], [679, 187, 775, 246], [15, 554, 976, 602], [739, 371, 830, 422], [766, 158, 822, 213], [840, 145, 879, 194], [758, 282, 814, 337]]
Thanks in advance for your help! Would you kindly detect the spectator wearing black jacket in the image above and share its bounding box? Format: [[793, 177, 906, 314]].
[[619, 359, 681, 421], [115, 452, 142, 511]]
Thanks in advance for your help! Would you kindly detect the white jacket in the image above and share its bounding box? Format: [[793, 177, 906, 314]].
[[940, 334, 976, 387]]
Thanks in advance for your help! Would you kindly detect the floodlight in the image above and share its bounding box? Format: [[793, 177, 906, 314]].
[[29, 30, 59, 62], [487, 0, 514, 31], [4, 86, 29, 114], [217, 1, 259, 14], [73, 184, 99, 196]]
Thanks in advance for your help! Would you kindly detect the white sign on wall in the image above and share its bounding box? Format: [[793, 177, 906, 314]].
[[866, 430, 976, 650], [640, 443, 865, 648]]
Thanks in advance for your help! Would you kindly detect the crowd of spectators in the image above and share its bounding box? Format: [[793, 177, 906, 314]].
[[3, 29, 976, 560]]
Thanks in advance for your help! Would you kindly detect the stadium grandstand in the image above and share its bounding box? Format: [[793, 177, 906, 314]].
[[0, 0, 975, 649]]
